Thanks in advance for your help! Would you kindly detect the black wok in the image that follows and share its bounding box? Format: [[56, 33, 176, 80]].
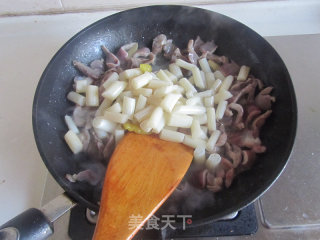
[[0, 5, 297, 239]]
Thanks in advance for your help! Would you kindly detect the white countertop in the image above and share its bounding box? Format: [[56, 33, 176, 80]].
[[0, 0, 320, 227]]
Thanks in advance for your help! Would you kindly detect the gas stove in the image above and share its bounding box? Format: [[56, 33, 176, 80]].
[[39, 34, 320, 240], [68, 204, 257, 239]]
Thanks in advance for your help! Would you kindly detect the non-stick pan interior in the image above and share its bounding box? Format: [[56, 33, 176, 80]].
[[32, 5, 297, 221]]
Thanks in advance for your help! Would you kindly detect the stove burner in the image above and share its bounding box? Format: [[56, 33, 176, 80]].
[[83, 209, 239, 225], [86, 209, 98, 224], [217, 211, 239, 221], [69, 205, 257, 239], [159, 205, 257, 239]]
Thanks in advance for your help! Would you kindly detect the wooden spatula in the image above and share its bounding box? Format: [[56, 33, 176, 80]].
[[93, 132, 193, 240]]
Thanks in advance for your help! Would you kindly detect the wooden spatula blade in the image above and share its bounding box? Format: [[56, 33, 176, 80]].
[[93, 132, 193, 240]]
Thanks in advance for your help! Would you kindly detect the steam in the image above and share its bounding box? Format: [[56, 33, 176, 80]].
[[158, 181, 215, 216]]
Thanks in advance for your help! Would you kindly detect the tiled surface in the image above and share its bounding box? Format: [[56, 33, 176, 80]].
[[0, 11, 115, 225], [0, 0, 318, 19], [198, 1, 320, 37], [61, 0, 246, 12], [0, 0, 63, 16], [0, 0, 254, 16]]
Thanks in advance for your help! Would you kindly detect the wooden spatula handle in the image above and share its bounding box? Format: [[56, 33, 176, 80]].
[[93, 133, 193, 240]]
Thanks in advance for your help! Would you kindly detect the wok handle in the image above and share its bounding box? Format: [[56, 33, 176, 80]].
[[0, 193, 76, 240]]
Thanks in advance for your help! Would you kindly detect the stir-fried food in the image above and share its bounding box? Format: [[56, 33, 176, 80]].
[[64, 34, 275, 204]]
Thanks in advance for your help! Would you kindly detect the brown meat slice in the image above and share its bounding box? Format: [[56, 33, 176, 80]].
[[116, 43, 138, 68], [220, 157, 233, 170], [139, 48, 155, 62], [206, 53, 228, 65], [78, 129, 91, 151], [220, 115, 233, 127], [116, 45, 128, 61], [225, 168, 235, 188], [193, 36, 217, 55], [229, 129, 265, 153], [229, 83, 255, 104], [131, 47, 155, 67], [228, 103, 245, 129], [253, 77, 264, 90], [206, 173, 223, 193], [206, 172, 215, 185], [245, 104, 262, 126], [66, 162, 106, 186], [255, 87, 276, 110], [252, 144, 266, 153], [163, 39, 176, 58], [74, 169, 100, 185], [236, 150, 257, 174], [199, 40, 217, 54], [207, 184, 222, 192], [102, 134, 115, 160], [230, 81, 248, 91], [90, 59, 104, 72], [101, 45, 120, 69], [118, 43, 137, 57], [171, 48, 188, 62], [187, 39, 199, 65], [191, 169, 208, 189], [225, 142, 242, 168], [216, 124, 227, 147], [152, 34, 167, 55], [193, 36, 204, 54], [116, 47, 128, 68], [252, 110, 272, 138], [73, 60, 103, 80], [241, 150, 256, 168], [224, 106, 233, 117], [247, 81, 257, 103], [216, 131, 228, 147], [72, 106, 95, 127], [220, 60, 240, 77], [216, 168, 225, 178], [86, 129, 105, 160]]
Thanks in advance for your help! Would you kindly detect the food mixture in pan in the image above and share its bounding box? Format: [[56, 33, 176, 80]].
[[64, 34, 275, 212]]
